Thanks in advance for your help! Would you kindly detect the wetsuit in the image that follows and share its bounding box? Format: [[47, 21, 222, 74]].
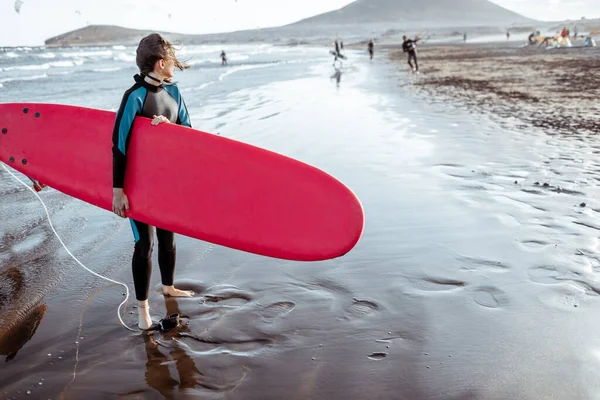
[[112, 73, 191, 301], [368, 42, 374, 59], [402, 39, 419, 72]]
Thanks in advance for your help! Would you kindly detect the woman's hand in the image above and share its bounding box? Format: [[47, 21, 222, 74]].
[[151, 115, 170, 125], [112, 188, 129, 218]]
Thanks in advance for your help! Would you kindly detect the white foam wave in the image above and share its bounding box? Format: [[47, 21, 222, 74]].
[[0, 74, 49, 84], [180, 47, 224, 56], [181, 81, 215, 92], [218, 62, 280, 81], [188, 59, 213, 66], [2, 63, 50, 71], [229, 55, 250, 61], [61, 50, 113, 58], [92, 67, 123, 72], [113, 53, 135, 62], [49, 60, 76, 68], [5, 52, 19, 58], [112, 45, 127, 50], [38, 52, 56, 59]]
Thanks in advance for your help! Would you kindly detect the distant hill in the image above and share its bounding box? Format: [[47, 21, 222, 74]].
[[289, 0, 532, 27], [45, 25, 162, 47], [45, 0, 538, 47]]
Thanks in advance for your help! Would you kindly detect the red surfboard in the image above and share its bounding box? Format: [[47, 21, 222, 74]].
[[0, 103, 364, 261]]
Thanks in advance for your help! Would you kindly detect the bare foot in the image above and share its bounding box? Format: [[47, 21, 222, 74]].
[[162, 285, 194, 297], [138, 300, 153, 330]]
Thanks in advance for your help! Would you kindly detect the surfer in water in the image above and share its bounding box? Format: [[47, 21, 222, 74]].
[[368, 40, 374, 60], [112, 33, 194, 330], [220, 50, 227, 66]]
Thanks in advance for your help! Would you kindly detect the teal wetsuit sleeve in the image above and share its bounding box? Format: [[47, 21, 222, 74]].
[[178, 96, 192, 128], [165, 84, 192, 128], [112, 86, 146, 188]]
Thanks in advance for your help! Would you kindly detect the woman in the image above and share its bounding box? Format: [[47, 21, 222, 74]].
[[111, 33, 194, 330]]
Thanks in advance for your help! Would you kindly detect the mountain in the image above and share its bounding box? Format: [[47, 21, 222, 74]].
[[288, 0, 532, 27], [45, 0, 535, 47]]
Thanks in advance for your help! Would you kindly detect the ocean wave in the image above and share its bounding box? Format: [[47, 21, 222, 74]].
[[38, 52, 56, 59], [1, 63, 50, 71], [188, 59, 213, 66], [229, 55, 250, 61], [61, 50, 113, 58], [112, 45, 127, 50], [0, 74, 49, 84], [180, 46, 225, 56], [92, 67, 123, 72], [218, 62, 281, 81], [112, 53, 135, 62], [180, 81, 215, 92], [49, 60, 78, 68], [1, 59, 84, 72], [5, 52, 19, 58]]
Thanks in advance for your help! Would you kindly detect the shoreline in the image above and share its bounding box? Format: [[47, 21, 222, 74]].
[[386, 41, 600, 135]]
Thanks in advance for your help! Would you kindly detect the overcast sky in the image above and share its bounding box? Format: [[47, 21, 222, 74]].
[[1, 0, 598, 47]]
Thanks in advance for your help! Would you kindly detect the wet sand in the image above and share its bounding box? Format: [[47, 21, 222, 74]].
[[3, 45, 600, 400], [387, 42, 600, 134]]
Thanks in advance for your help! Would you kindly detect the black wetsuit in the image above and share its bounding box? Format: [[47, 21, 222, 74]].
[[112, 73, 192, 301], [368, 42, 374, 59], [402, 39, 419, 71]]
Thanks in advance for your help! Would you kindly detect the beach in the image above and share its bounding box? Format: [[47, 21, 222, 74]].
[[387, 41, 600, 134], [2, 40, 600, 400]]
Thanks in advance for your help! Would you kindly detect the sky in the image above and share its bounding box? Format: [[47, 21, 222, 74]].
[[1, 0, 598, 47]]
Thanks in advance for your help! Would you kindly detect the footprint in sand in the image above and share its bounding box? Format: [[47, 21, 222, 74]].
[[368, 352, 388, 360], [344, 298, 379, 319], [528, 265, 564, 284], [201, 286, 253, 307], [456, 255, 509, 273], [468, 286, 507, 309], [518, 239, 553, 252], [408, 277, 466, 292], [259, 301, 296, 323], [528, 265, 600, 296]]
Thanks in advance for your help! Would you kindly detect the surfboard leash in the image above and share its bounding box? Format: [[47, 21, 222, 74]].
[[1, 162, 138, 332]]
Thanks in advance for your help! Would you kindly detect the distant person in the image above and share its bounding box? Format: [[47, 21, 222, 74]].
[[584, 36, 596, 47], [574, 27, 578, 39], [368, 39, 374, 60], [561, 27, 567, 38], [528, 32, 536, 45], [402, 35, 420, 73], [332, 40, 344, 66], [464, 32, 467, 43], [340, 41, 344, 52], [506, 31, 510, 40], [220, 50, 227, 66]]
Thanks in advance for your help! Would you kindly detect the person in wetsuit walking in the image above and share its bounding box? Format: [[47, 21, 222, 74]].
[[368, 40, 374, 60], [112, 33, 195, 330], [402, 35, 420, 73]]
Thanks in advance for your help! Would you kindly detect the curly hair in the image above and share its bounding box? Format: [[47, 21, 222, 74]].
[[136, 33, 189, 80]]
